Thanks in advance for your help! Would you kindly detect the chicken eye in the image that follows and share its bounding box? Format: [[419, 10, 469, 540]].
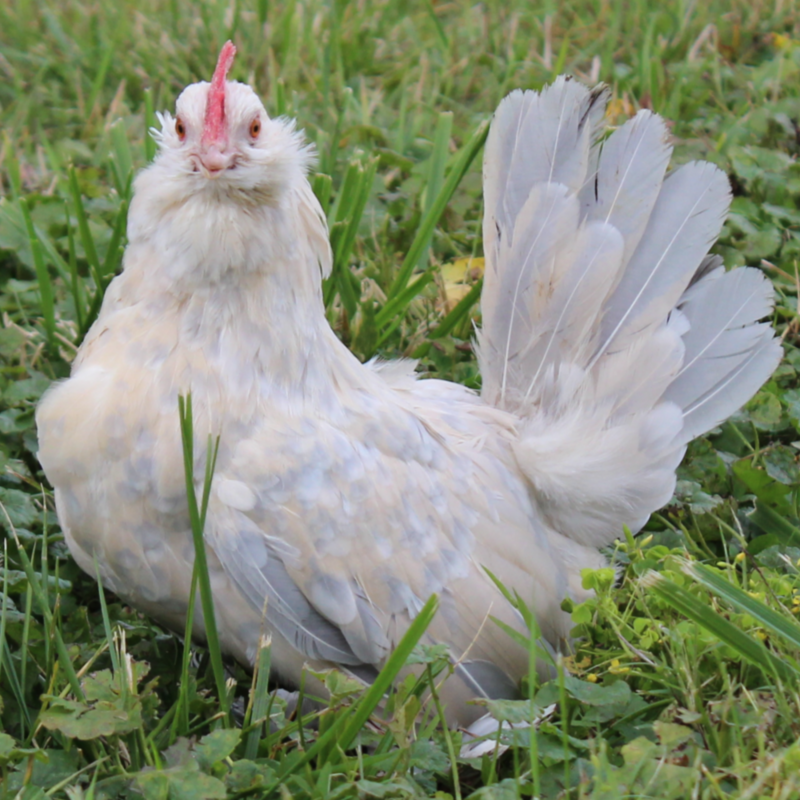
[[249, 118, 261, 139], [175, 117, 187, 141]]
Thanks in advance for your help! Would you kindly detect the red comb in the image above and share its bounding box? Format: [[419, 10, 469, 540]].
[[202, 41, 237, 146]]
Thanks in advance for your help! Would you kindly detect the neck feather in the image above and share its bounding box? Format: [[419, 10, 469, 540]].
[[107, 177, 358, 416]]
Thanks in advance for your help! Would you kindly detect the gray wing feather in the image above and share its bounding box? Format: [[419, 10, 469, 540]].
[[455, 660, 520, 701], [212, 513, 364, 666]]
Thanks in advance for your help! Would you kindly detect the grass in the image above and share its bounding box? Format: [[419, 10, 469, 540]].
[[2, 0, 800, 796]]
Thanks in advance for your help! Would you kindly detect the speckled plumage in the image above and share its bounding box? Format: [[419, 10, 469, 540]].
[[36, 47, 781, 725]]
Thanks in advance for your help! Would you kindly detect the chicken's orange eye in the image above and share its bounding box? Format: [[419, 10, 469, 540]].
[[249, 118, 261, 139], [175, 118, 186, 141]]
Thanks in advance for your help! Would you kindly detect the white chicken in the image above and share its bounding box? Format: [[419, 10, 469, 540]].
[[37, 42, 781, 725]]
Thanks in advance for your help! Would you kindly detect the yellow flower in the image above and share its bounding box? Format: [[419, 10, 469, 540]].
[[439, 258, 485, 313], [586, 673, 598, 683], [606, 96, 635, 120], [734, 552, 746, 563]]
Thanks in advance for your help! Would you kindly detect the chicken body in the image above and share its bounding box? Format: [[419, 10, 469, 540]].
[[38, 194, 585, 715], [37, 45, 781, 725]]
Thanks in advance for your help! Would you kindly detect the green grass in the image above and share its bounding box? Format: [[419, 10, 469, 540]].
[[2, 0, 800, 797]]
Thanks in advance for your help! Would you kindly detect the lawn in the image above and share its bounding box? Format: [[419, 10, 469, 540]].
[[2, 0, 800, 797]]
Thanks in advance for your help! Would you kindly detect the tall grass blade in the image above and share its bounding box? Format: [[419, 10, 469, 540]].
[[1, 546, 11, 697], [244, 636, 272, 759], [272, 594, 439, 783], [426, 664, 462, 800], [337, 594, 439, 750], [416, 112, 453, 270], [375, 270, 436, 332], [644, 571, 799, 684], [68, 166, 103, 292], [19, 198, 56, 351], [335, 157, 378, 314], [144, 88, 158, 163], [109, 121, 134, 197], [171, 562, 199, 742], [177, 394, 228, 720], [65, 202, 86, 333], [424, 0, 449, 50], [20, 585, 33, 731], [324, 157, 377, 313], [385, 119, 489, 302], [87, 40, 115, 115], [749, 501, 800, 545], [312, 172, 333, 217], [683, 561, 800, 655], [429, 277, 483, 340], [3, 137, 22, 198], [7, 526, 84, 701], [93, 557, 119, 674], [101, 196, 129, 280]]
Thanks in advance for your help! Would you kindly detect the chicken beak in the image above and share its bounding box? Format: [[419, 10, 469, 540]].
[[199, 145, 235, 176]]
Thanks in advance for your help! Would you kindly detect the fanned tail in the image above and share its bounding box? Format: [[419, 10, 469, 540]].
[[477, 79, 782, 548]]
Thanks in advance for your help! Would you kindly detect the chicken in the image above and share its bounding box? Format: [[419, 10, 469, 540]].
[[36, 42, 781, 726]]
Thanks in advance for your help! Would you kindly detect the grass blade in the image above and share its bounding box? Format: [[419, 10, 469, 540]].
[[0, 542, 31, 734], [385, 119, 489, 303], [3, 137, 22, 198], [5, 522, 84, 701], [93, 556, 120, 675], [338, 593, 439, 749], [273, 594, 439, 783], [144, 88, 157, 163], [416, 112, 453, 271], [171, 562, 199, 742], [109, 120, 134, 197], [64, 202, 86, 332], [87, 39, 115, 115], [68, 166, 103, 293], [101, 195, 129, 280], [683, 561, 800, 655], [243, 635, 272, 759], [19, 197, 56, 351], [643, 571, 799, 684], [429, 276, 483, 340], [334, 156, 378, 316], [177, 394, 228, 721], [312, 173, 333, 217], [748, 501, 800, 546], [375, 271, 436, 336]]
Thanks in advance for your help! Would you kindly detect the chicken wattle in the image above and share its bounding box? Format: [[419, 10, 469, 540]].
[[36, 42, 781, 725]]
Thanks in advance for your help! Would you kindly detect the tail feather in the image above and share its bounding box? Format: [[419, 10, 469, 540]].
[[668, 265, 782, 440], [479, 184, 583, 406], [481, 80, 608, 402], [520, 220, 625, 396], [579, 110, 671, 265], [478, 81, 780, 547], [483, 78, 606, 248], [595, 161, 732, 362]]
